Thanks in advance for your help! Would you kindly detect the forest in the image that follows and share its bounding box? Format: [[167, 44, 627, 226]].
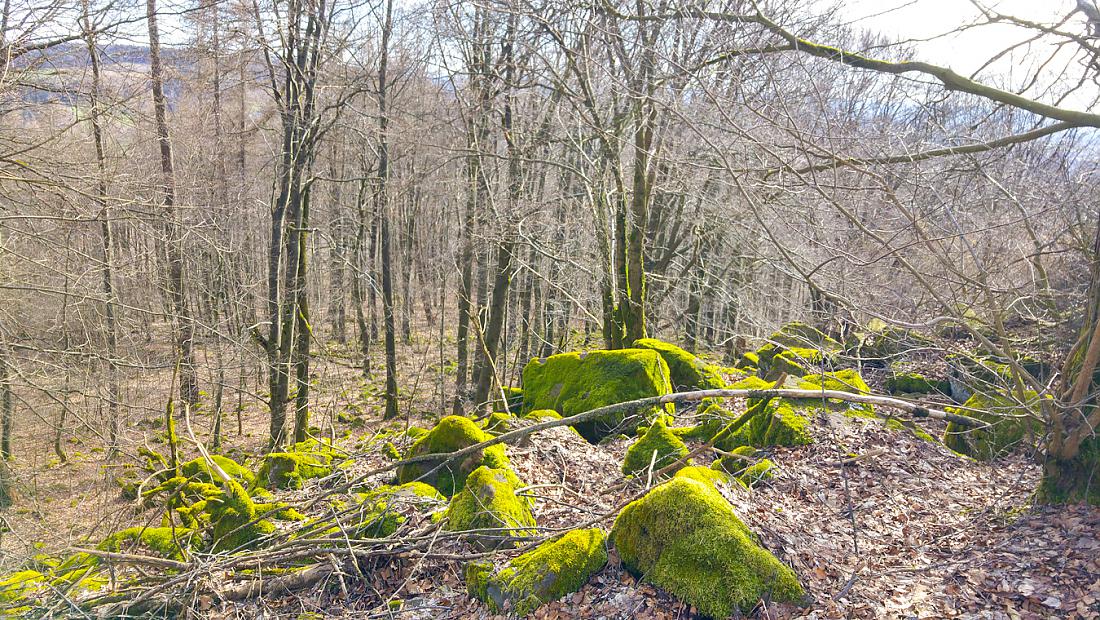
[[0, 0, 1098, 617]]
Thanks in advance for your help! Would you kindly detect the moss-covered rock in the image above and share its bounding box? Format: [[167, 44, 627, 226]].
[[763, 348, 822, 380], [611, 478, 803, 617], [180, 455, 255, 486], [622, 418, 689, 477], [521, 349, 674, 443], [798, 369, 874, 417], [632, 338, 725, 390], [347, 482, 445, 538], [770, 322, 841, 351], [736, 350, 760, 372], [491, 386, 524, 413], [679, 402, 737, 444], [210, 480, 277, 552], [444, 466, 536, 550], [0, 570, 44, 608], [482, 412, 515, 436], [946, 353, 1017, 402], [522, 409, 562, 422], [729, 400, 814, 450], [852, 323, 930, 366], [396, 416, 509, 497], [886, 371, 951, 395], [673, 465, 729, 486], [98, 526, 196, 561], [254, 438, 338, 490], [944, 391, 1042, 460], [466, 528, 608, 615], [711, 447, 775, 488]]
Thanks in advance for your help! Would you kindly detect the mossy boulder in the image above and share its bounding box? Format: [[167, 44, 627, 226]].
[[944, 391, 1043, 460], [521, 349, 674, 443], [466, 528, 608, 615], [946, 353, 1016, 402], [762, 348, 822, 380], [711, 447, 775, 488], [396, 416, 509, 497], [622, 418, 689, 477], [255, 438, 338, 490], [673, 465, 729, 486], [797, 369, 874, 417], [886, 371, 951, 395], [770, 322, 840, 351], [491, 386, 524, 413], [726, 400, 814, 450], [522, 409, 562, 422], [852, 322, 930, 366], [632, 338, 725, 390], [482, 412, 516, 436], [610, 478, 803, 617], [0, 570, 45, 608], [210, 480, 277, 552], [98, 526, 197, 561], [444, 466, 536, 549], [679, 402, 737, 444], [347, 482, 446, 538], [180, 455, 255, 486]]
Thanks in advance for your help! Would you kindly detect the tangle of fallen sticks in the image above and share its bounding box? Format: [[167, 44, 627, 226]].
[[57, 388, 983, 616]]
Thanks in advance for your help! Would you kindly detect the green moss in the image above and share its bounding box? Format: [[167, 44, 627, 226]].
[[254, 439, 339, 490], [632, 338, 725, 390], [736, 351, 760, 372], [736, 400, 813, 449], [523, 409, 563, 422], [492, 386, 524, 413], [482, 412, 515, 436], [347, 482, 445, 538], [180, 455, 255, 486], [98, 526, 196, 561], [729, 375, 771, 390], [763, 348, 821, 379], [0, 570, 44, 606], [944, 391, 1042, 460], [622, 418, 689, 477], [382, 442, 401, 460], [674, 465, 729, 486], [444, 466, 536, 549], [798, 369, 874, 417], [466, 528, 608, 615], [854, 324, 929, 364], [396, 416, 509, 497], [770, 322, 840, 351], [521, 349, 674, 443], [210, 480, 276, 552], [884, 418, 935, 442], [679, 403, 737, 443], [738, 459, 775, 487], [1037, 435, 1100, 506], [886, 371, 951, 395], [611, 478, 803, 617], [405, 426, 429, 439]]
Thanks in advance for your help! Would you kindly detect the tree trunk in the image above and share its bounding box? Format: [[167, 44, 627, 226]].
[[147, 0, 198, 406], [377, 0, 399, 420]]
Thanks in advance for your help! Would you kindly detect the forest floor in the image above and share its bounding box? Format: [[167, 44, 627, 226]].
[[2, 342, 1099, 619]]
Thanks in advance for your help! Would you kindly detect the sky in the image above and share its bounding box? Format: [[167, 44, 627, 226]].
[[834, 0, 1083, 74]]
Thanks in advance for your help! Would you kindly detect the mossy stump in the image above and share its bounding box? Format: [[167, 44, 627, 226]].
[[466, 528, 608, 615], [611, 477, 804, 617]]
